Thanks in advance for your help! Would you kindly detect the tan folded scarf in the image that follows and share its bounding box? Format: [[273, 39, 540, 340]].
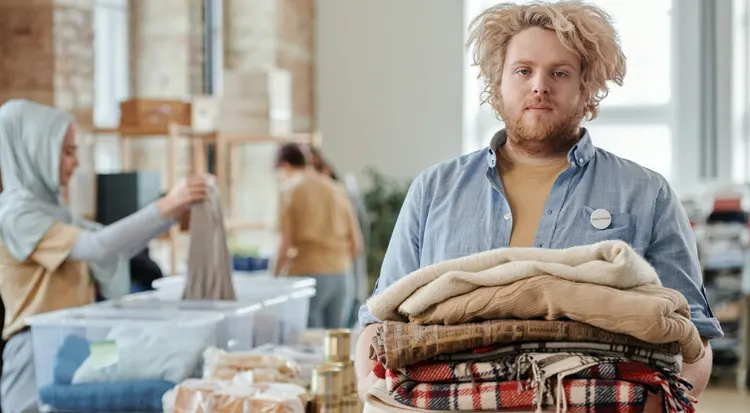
[[408, 275, 704, 363], [367, 241, 660, 322]]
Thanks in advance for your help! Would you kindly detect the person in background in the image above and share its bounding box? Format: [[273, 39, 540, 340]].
[[0, 99, 209, 413], [308, 147, 371, 327], [273, 143, 363, 329], [355, 1, 721, 410]]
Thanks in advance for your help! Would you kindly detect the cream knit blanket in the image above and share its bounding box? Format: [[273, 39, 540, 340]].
[[367, 240, 660, 322]]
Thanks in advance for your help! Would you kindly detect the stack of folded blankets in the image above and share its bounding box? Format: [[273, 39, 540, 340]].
[[364, 240, 702, 413]]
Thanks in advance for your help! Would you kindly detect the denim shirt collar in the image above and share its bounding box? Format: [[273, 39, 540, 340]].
[[485, 127, 596, 169]]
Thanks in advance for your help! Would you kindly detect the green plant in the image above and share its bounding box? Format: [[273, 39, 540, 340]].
[[362, 168, 412, 291]]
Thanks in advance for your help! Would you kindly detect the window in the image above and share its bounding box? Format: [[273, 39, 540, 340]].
[[93, 0, 129, 128], [463, 0, 675, 181], [733, 0, 750, 183], [92, 0, 129, 172], [586, 125, 672, 178]]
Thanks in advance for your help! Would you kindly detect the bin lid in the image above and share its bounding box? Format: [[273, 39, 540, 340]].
[[25, 305, 225, 328]]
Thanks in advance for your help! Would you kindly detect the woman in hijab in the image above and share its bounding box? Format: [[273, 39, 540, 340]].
[[0, 99, 208, 413]]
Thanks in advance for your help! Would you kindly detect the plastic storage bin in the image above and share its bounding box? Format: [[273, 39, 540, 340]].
[[100, 294, 263, 351], [149, 274, 316, 346], [25, 306, 223, 409], [252, 286, 315, 346], [150, 272, 316, 301]]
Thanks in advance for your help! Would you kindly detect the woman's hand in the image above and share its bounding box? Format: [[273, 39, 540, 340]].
[[156, 174, 211, 218]]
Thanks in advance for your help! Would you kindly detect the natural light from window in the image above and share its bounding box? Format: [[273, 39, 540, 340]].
[[464, 0, 674, 180]]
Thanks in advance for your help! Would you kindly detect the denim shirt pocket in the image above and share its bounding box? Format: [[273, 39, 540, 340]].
[[574, 205, 636, 246]]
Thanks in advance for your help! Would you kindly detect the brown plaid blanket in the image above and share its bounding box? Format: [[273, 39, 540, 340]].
[[370, 320, 682, 371], [373, 359, 694, 413], [426, 342, 682, 373]]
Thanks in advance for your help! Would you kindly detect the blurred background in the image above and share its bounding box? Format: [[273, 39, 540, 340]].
[[0, 0, 749, 410]]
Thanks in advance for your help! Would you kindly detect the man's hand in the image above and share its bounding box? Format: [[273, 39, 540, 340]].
[[358, 371, 378, 403], [355, 324, 380, 403], [643, 391, 698, 413]]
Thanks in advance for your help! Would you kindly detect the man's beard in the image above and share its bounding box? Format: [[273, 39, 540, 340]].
[[498, 97, 584, 158]]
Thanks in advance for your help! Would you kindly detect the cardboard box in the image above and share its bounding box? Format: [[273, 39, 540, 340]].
[[120, 99, 192, 128]]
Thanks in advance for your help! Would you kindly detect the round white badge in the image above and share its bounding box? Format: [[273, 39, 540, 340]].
[[590, 208, 612, 230]]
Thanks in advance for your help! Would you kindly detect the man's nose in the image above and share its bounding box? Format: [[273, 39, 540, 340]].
[[531, 74, 551, 95]]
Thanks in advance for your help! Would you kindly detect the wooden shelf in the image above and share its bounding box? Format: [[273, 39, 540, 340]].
[[82, 123, 319, 275]]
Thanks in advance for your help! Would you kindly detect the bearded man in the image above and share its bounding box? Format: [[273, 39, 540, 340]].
[[355, 1, 722, 411]]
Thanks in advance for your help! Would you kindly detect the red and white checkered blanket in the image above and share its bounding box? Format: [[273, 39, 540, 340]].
[[373, 358, 694, 413]]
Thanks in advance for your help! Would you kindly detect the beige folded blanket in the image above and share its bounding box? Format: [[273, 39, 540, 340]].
[[368, 241, 659, 321], [409, 275, 704, 363]]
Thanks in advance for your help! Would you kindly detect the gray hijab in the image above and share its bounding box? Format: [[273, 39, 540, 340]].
[[0, 99, 129, 299]]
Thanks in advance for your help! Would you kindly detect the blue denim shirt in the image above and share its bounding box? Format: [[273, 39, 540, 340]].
[[358, 128, 724, 340]]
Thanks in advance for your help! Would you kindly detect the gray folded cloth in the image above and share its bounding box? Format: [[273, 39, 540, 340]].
[[183, 181, 236, 300]]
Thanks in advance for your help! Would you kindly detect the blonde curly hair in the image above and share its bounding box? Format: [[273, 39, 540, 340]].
[[467, 1, 627, 121]]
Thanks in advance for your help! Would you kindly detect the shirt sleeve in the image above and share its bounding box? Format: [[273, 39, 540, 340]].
[[645, 181, 724, 340], [29, 222, 83, 272], [358, 175, 424, 327]]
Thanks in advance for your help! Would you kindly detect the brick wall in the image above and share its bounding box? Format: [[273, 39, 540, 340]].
[[0, 1, 58, 107], [127, 0, 198, 196], [220, 0, 315, 252], [276, 0, 314, 132], [0, 0, 317, 272], [53, 2, 95, 122], [0, 1, 96, 217], [225, 0, 314, 131], [130, 0, 193, 97], [0, 0, 95, 118]]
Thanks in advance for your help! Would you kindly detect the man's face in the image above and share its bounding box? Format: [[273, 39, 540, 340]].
[[498, 27, 585, 147]]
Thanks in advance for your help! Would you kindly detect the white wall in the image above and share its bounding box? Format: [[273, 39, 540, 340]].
[[315, 0, 465, 183]]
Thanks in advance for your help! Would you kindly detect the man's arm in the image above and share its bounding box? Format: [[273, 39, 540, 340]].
[[644, 181, 723, 398], [681, 339, 713, 397], [355, 175, 425, 399]]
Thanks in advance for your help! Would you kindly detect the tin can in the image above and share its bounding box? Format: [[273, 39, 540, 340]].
[[324, 329, 351, 362], [354, 394, 364, 413], [342, 394, 359, 413], [327, 360, 355, 395], [309, 398, 343, 413], [311, 364, 344, 411]]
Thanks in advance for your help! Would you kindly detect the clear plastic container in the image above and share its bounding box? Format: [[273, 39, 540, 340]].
[[147, 274, 316, 346], [25, 306, 224, 406], [100, 294, 263, 352], [150, 273, 316, 302], [252, 287, 316, 346]]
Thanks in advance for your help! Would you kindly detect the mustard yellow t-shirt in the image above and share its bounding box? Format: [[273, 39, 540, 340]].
[[0, 222, 93, 340], [280, 172, 360, 275], [498, 151, 569, 247]]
